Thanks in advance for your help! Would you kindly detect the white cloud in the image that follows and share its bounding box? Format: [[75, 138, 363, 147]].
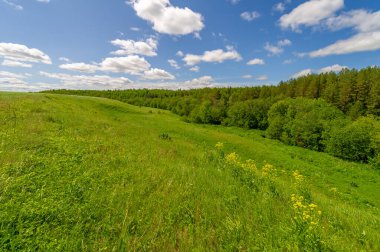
[[129, 0, 204, 35], [176, 50, 184, 57], [2, 60, 32, 68], [264, 43, 283, 56], [324, 10, 380, 33], [184, 76, 214, 86], [40, 71, 133, 89], [309, 32, 380, 57], [59, 57, 70, 62], [59, 62, 99, 73], [241, 11, 260, 21], [183, 48, 242, 66], [168, 59, 180, 69], [264, 39, 292, 56], [283, 59, 293, 64], [318, 64, 348, 73], [141, 68, 175, 80], [279, 0, 344, 31], [242, 74, 253, 79], [57, 55, 151, 75], [99, 56, 151, 75], [274, 3, 285, 13], [0, 71, 27, 79], [307, 10, 380, 57], [189, 66, 199, 72], [278, 39, 292, 46], [229, 0, 240, 5], [110, 38, 158, 56], [247, 58, 265, 65], [130, 27, 140, 31], [292, 64, 348, 78], [256, 75, 268, 81], [36, 0, 50, 3], [292, 69, 313, 79], [3, 0, 23, 10], [0, 71, 40, 91], [0, 42, 51, 64]]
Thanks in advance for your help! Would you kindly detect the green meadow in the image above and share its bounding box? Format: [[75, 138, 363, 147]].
[[0, 92, 379, 251]]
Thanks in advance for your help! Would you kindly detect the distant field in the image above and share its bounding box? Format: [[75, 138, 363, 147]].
[[0, 92, 379, 251]]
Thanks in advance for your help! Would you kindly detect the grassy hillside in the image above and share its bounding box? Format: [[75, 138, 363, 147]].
[[0, 92, 379, 251]]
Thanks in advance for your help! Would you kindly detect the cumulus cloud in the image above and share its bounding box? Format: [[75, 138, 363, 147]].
[[59, 62, 99, 73], [241, 11, 260, 21], [189, 66, 199, 72], [273, 3, 285, 13], [184, 76, 214, 86], [281, 1, 380, 57], [307, 10, 380, 57], [59, 56, 151, 75], [168, 59, 180, 69], [247, 58, 265, 65], [324, 10, 380, 33], [36, 0, 50, 3], [279, 0, 344, 31], [0, 71, 27, 79], [0, 71, 44, 91], [176, 50, 184, 57], [183, 48, 242, 66], [292, 64, 348, 78], [141, 68, 175, 80], [110, 38, 158, 56], [99, 56, 150, 75], [2, 60, 32, 68], [129, 0, 204, 35], [40, 71, 133, 89], [264, 39, 291, 56], [0, 42, 51, 64]]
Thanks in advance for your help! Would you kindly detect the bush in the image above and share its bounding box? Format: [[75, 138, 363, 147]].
[[326, 116, 380, 163], [225, 99, 273, 130], [267, 98, 346, 151]]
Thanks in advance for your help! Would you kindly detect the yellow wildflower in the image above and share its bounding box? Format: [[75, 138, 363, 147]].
[[240, 159, 257, 171], [225, 152, 239, 165], [215, 142, 224, 149]]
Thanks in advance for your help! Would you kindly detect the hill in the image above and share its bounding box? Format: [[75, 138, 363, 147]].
[[0, 92, 379, 251]]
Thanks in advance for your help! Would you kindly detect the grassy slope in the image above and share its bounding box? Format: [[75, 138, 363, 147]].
[[0, 92, 379, 251]]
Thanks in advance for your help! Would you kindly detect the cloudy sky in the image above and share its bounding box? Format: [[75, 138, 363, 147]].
[[0, 0, 379, 91]]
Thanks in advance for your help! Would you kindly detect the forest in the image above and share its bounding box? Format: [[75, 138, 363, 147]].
[[45, 67, 380, 166]]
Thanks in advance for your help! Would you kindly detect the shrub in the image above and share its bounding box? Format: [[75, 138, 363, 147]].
[[267, 98, 346, 151], [326, 116, 380, 163]]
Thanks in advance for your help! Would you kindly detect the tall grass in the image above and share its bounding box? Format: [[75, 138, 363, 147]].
[[0, 93, 379, 251]]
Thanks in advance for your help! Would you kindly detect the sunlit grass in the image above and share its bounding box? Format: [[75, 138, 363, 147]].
[[0, 92, 379, 251]]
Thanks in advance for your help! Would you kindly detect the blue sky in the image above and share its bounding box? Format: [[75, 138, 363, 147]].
[[0, 0, 379, 91]]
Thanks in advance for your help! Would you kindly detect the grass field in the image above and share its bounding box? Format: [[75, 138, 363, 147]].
[[0, 92, 379, 251]]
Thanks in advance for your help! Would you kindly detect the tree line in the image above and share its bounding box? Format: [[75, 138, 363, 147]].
[[44, 67, 380, 166]]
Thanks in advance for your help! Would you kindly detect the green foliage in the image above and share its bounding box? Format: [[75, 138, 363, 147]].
[[0, 93, 379, 251], [159, 133, 172, 141], [326, 116, 380, 163], [267, 98, 345, 151], [225, 99, 273, 129], [43, 67, 380, 126]]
